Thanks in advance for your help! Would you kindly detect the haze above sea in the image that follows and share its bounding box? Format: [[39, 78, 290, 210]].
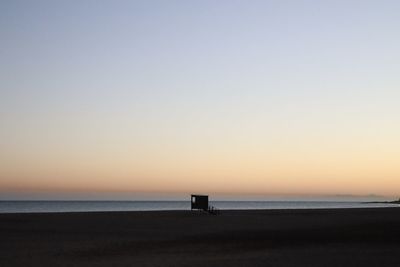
[[0, 201, 398, 213]]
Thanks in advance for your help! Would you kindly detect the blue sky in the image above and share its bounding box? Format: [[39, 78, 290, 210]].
[[1, 1, 400, 199]]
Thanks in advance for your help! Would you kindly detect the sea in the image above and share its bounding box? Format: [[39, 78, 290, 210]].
[[0, 201, 398, 213]]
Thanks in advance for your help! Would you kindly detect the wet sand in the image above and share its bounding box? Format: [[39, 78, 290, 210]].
[[1, 207, 400, 266]]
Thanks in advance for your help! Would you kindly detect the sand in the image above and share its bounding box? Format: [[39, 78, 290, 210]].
[[1, 207, 400, 266]]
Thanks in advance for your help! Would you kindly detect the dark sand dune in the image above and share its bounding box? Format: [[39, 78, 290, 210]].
[[1, 208, 400, 266]]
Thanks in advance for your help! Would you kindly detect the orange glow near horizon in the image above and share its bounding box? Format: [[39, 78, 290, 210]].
[[1, 126, 399, 197]]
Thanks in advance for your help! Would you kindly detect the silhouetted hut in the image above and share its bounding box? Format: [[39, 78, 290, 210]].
[[191, 194, 208, 211]]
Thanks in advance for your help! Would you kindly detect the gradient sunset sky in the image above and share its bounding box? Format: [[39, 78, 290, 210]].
[[1, 0, 399, 200]]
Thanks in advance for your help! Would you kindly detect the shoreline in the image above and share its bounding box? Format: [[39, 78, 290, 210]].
[[0, 205, 398, 215], [1, 200, 397, 214]]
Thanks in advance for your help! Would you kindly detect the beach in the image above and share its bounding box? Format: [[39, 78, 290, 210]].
[[1, 207, 400, 266]]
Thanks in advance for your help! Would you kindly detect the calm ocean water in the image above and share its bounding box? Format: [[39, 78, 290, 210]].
[[0, 201, 398, 213]]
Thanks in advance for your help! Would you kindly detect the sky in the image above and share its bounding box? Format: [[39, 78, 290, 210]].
[[1, 0, 399, 200]]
